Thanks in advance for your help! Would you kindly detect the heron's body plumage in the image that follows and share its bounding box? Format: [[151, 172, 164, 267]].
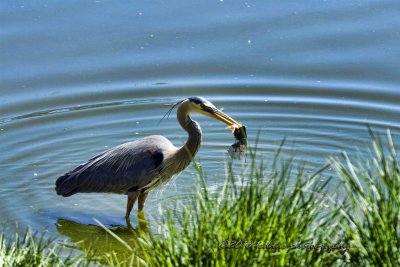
[[55, 135, 176, 196]]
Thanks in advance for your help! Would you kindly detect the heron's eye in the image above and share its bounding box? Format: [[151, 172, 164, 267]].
[[201, 104, 214, 113]]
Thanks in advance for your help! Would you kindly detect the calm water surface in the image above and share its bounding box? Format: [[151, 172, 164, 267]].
[[1, 0, 400, 249]]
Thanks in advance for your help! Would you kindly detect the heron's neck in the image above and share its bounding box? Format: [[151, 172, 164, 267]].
[[177, 107, 202, 161]]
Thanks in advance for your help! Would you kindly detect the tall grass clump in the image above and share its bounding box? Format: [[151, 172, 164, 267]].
[[330, 130, 400, 266], [147, 144, 347, 266], [0, 228, 86, 267]]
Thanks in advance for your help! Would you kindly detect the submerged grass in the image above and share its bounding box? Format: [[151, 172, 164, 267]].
[[1, 131, 399, 266]]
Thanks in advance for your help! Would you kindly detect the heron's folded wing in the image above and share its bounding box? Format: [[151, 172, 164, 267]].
[[55, 141, 164, 195]]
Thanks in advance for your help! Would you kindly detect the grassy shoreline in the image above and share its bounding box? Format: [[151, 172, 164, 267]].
[[1, 132, 399, 266]]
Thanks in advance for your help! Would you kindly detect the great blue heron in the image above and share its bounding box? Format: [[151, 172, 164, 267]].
[[55, 96, 242, 222]]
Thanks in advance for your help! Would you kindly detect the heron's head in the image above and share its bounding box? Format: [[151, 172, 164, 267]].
[[181, 96, 242, 129]]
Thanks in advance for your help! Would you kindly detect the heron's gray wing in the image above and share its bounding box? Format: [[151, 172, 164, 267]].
[[55, 140, 164, 196]]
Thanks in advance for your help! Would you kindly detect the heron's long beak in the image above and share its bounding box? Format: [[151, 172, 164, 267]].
[[207, 107, 242, 129]]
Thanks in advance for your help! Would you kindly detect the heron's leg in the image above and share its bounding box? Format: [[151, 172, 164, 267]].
[[126, 191, 139, 219], [138, 191, 149, 211]]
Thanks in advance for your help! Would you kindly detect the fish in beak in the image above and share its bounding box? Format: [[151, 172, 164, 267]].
[[202, 105, 247, 160]]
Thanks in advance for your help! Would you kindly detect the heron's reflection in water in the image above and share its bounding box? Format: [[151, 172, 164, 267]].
[[55, 212, 150, 264]]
